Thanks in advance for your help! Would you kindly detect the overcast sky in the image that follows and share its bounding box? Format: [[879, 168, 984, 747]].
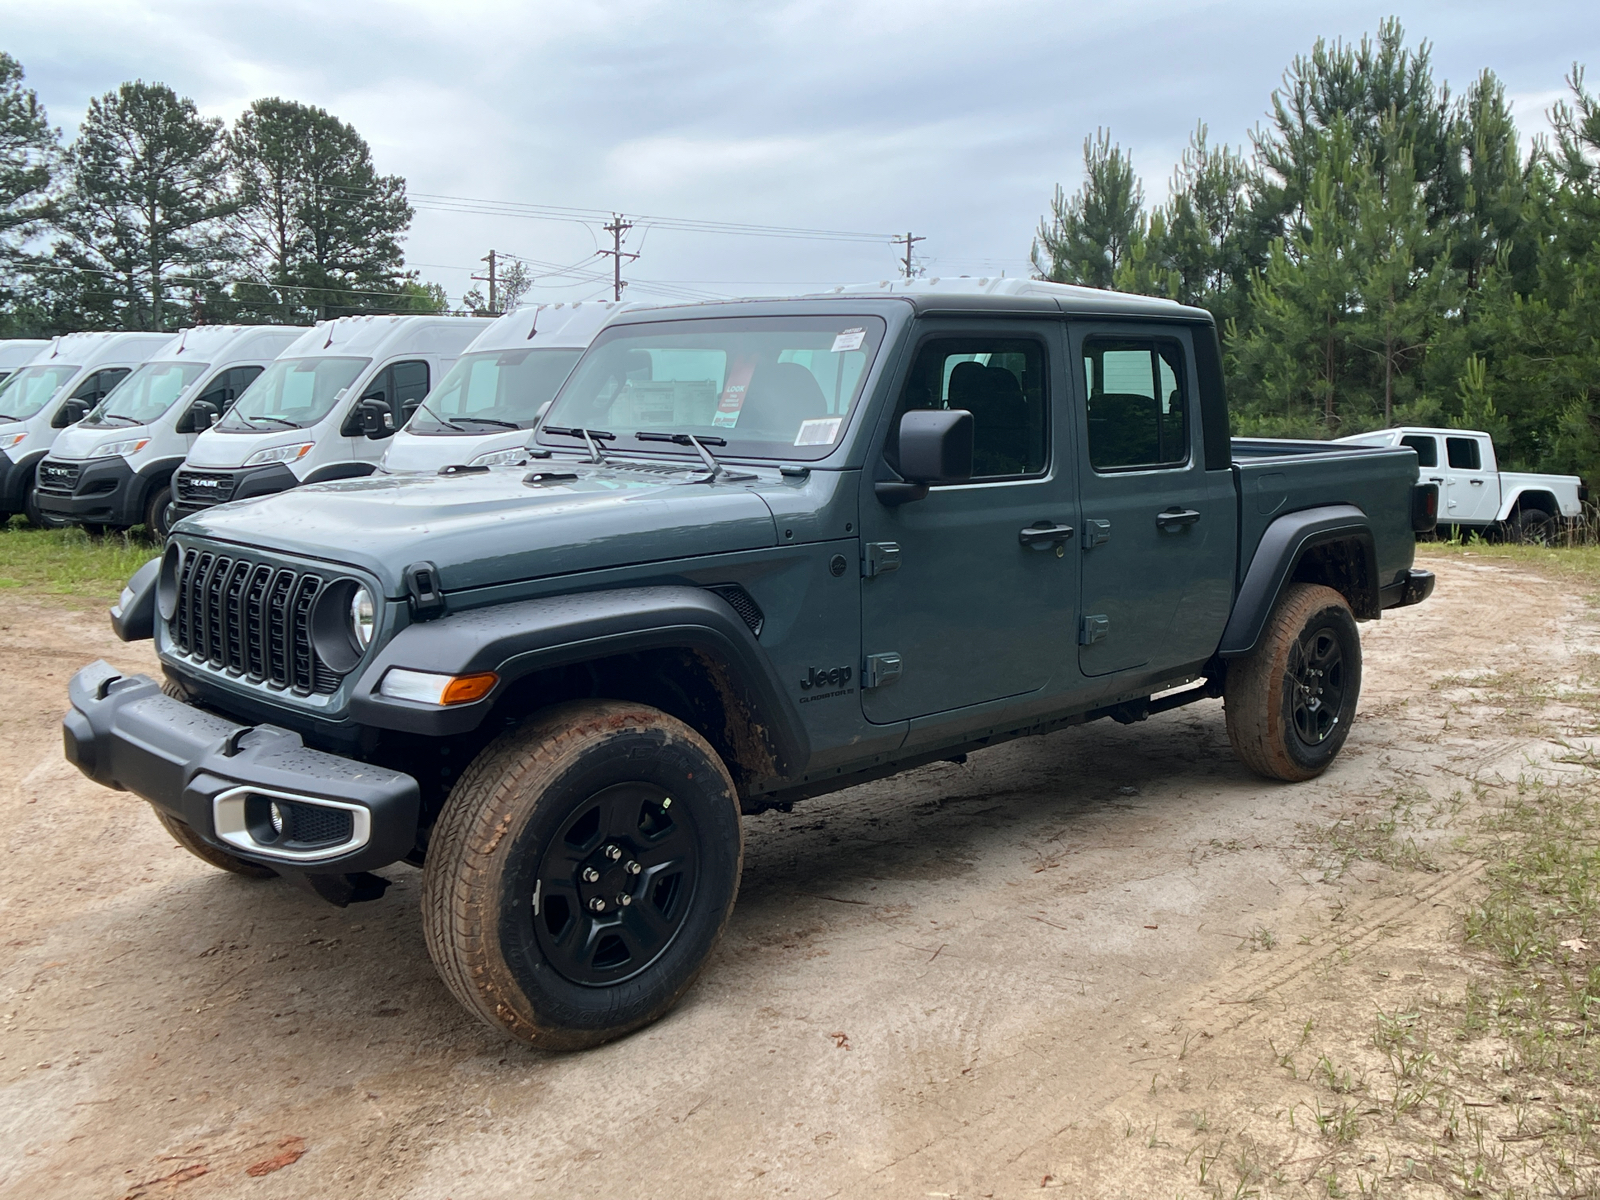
[[1, 1, 1592, 307]]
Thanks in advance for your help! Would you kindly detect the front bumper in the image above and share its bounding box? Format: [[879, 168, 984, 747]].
[[34, 455, 144, 526], [170, 462, 298, 521], [63, 660, 420, 873]]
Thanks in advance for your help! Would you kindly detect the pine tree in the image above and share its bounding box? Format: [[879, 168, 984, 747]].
[[1031, 128, 1145, 288], [226, 98, 413, 321], [51, 81, 233, 331], [0, 52, 60, 331]]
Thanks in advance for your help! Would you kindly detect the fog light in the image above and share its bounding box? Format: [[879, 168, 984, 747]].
[[269, 801, 285, 835]]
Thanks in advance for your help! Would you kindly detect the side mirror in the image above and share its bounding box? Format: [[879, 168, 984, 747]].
[[356, 397, 395, 440], [54, 397, 91, 428], [876, 409, 973, 505], [176, 399, 220, 434]]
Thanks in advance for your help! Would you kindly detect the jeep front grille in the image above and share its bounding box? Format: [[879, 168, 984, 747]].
[[170, 551, 339, 695]]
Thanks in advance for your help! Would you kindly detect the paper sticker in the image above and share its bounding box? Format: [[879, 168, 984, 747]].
[[830, 327, 866, 353], [794, 416, 843, 446], [713, 357, 756, 429]]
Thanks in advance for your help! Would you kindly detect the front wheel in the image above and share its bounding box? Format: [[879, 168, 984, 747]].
[[422, 700, 743, 1050], [144, 483, 174, 541], [1224, 583, 1362, 782]]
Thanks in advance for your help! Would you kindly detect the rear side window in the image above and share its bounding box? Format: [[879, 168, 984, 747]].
[[1082, 338, 1188, 470], [1400, 434, 1438, 468], [891, 337, 1048, 479], [1446, 436, 1481, 470]]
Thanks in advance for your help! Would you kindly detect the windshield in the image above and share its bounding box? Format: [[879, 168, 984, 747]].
[[536, 316, 885, 461], [0, 364, 80, 422], [408, 347, 583, 434], [217, 356, 369, 431], [83, 361, 210, 427]]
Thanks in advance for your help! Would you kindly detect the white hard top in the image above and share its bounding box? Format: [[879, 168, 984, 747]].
[[277, 313, 494, 360], [0, 339, 48, 370], [22, 330, 174, 370], [463, 300, 655, 354], [138, 324, 308, 366], [1335, 427, 1484, 444], [815, 275, 1189, 313]]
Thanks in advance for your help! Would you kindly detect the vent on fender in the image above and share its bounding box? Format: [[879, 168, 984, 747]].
[[706, 585, 764, 638]]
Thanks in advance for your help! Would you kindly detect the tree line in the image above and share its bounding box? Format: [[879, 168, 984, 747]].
[[0, 52, 446, 336], [1033, 19, 1600, 482]]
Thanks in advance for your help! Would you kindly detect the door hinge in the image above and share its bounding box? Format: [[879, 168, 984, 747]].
[[863, 652, 903, 688], [1083, 519, 1111, 548], [862, 542, 901, 577], [1080, 614, 1109, 645]]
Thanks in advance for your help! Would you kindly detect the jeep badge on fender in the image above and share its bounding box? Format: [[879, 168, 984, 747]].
[[801, 665, 852, 690]]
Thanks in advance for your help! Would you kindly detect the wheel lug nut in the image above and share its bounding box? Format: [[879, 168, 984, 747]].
[[617, 893, 632, 907], [625, 860, 642, 875], [581, 867, 599, 883], [588, 897, 606, 913], [604, 845, 622, 861]]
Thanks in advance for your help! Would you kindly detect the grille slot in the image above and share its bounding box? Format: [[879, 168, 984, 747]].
[[281, 802, 353, 846], [169, 548, 345, 696]]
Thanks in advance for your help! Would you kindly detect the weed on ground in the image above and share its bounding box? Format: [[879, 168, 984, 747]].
[[0, 520, 158, 604]]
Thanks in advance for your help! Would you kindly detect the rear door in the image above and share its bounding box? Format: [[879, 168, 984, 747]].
[[1069, 323, 1236, 679], [858, 318, 1079, 723]]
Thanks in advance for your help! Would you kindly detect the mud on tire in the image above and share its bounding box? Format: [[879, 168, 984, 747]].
[[1224, 583, 1362, 782], [422, 700, 744, 1051]]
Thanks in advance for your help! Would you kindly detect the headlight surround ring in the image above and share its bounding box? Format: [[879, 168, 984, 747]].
[[310, 579, 375, 674]]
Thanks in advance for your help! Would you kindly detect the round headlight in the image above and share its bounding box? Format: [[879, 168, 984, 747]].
[[349, 587, 374, 649]]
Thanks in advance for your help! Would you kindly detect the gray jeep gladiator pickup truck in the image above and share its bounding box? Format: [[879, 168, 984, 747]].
[[63, 279, 1438, 1049]]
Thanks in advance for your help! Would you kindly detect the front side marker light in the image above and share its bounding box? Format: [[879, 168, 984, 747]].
[[379, 668, 498, 706]]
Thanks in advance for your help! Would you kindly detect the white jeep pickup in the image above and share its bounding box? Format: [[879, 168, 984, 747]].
[[1338, 426, 1586, 542]]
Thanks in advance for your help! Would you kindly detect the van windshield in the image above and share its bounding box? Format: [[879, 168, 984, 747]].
[[536, 316, 885, 461], [0, 364, 81, 422], [217, 356, 369, 431], [83, 361, 210, 427], [408, 348, 583, 434]]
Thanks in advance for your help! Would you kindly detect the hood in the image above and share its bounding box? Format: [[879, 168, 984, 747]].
[[185, 425, 309, 468], [50, 420, 149, 461], [381, 429, 525, 474], [177, 459, 780, 595]]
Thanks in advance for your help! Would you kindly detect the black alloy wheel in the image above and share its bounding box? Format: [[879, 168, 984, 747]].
[[1288, 623, 1346, 747], [530, 782, 699, 986]]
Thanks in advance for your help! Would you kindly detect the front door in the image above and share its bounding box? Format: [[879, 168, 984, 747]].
[[1071, 324, 1236, 679], [1443, 433, 1498, 524], [858, 321, 1079, 724]]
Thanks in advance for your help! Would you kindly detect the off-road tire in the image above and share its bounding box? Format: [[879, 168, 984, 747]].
[[154, 810, 280, 879], [144, 483, 173, 542], [1506, 507, 1559, 546], [1225, 583, 1362, 782], [422, 699, 743, 1050]]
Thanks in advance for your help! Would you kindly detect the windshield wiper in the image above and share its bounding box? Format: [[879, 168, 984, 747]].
[[543, 425, 616, 464], [0, 414, 19, 422], [410, 397, 467, 432], [635, 431, 756, 482], [249, 415, 301, 429], [95, 414, 140, 427], [447, 414, 520, 430]]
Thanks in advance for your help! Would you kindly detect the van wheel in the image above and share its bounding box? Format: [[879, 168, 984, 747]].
[[422, 700, 743, 1050], [22, 477, 67, 529], [144, 483, 174, 541], [1225, 583, 1362, 782]]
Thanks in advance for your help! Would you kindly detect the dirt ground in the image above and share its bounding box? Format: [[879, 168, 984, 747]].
[[1, 548, 1594, 1200]]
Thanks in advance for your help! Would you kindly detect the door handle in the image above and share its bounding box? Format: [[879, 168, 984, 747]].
[[1428, 476, 1444, 484], [1155, 508, 1201, 530], [1469, 478, 1484, 485], [1019, 522, 1074, 547]]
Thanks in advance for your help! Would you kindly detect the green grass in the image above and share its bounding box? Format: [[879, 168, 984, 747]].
[[0, 519, 159, 604], [1418, 538, 1600, 590]]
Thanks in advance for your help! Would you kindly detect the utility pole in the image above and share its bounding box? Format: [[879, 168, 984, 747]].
[[598, 215, 638, 300], [472, 250, 498, 313], [892, 231, 925, 280]]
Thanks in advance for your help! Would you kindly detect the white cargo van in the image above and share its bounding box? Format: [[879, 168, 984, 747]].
[[0, 332, 174, 526], [0, 339, 48, 383], [381, 301, 645, 474], [171, 314, 492, 522], [34, 325, 307, 537]]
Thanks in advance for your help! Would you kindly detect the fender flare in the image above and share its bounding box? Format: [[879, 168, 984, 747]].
[[1495, 487, 1560, 523], [132, 455, 187, 515], [2, 447, 48, 510], [1217, 504, 1377, 658], [349, 585, 809, 773]]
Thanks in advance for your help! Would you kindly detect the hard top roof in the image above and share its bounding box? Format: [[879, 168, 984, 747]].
[[279, 313, 494, 358], [139, 324, 308, 364], [463, 300, 658, 354], [24, 330, 173, 369]]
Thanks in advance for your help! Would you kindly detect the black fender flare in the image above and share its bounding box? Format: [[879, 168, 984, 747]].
[[132, 455, 187, 515], [349, 585, 809, 773], [304, 461, 376, 485], [3, 447, 47, 510], [1217, 504, 1377, 658], [110, 555, 162, 642]]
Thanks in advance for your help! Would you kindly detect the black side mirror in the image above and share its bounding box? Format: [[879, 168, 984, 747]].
[[876, 409, 974, 505], [356, 396, 395, 440], [54, 397, 91, 428], [176, 399, 220, 434]]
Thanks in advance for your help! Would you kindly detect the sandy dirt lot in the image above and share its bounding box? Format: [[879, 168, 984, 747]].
[[1, 548, 1593, 1199]]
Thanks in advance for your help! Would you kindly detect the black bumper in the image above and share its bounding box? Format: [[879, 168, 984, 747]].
[[170, 462, 298, 520], [34, 455, 145, 526], [1379, 567, 1436, 610], [63, 660, 420, 874]]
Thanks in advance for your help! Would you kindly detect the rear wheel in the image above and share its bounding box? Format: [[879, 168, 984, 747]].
[[1225, 583, 1362, 782], [1506, 507, 1560, 546], [422, 700, 743, 1050]]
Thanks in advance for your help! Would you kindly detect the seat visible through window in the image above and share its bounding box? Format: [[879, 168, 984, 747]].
[[888, 339, 1047, 479]]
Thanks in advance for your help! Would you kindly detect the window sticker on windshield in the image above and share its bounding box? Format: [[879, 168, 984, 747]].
[[794, 416, 843, 446], [713, 357, 756, 429], [830, 327, 866, 353]]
